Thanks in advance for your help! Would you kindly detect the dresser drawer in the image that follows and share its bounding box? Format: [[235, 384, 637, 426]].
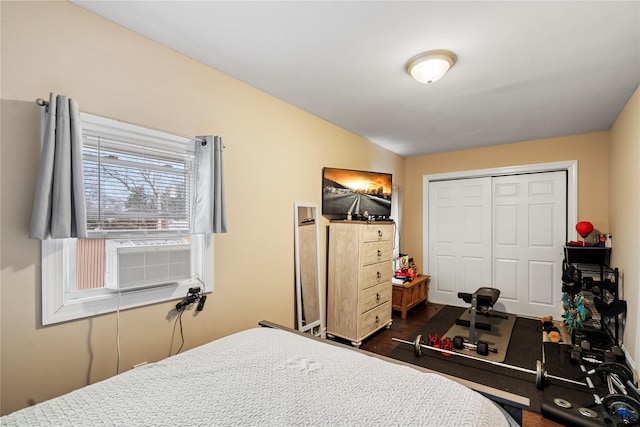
[[361, 282, 391, 312], [360, 301, 391, 337], [361, 224, 394, 243], [361, 241, 393, 265], [361, 261, 393, 289]]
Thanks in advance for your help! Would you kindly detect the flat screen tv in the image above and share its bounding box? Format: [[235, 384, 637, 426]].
[[322, 167, 392, 220]]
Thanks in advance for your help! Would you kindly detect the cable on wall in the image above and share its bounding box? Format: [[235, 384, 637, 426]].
[[116, 290, 122, 374]]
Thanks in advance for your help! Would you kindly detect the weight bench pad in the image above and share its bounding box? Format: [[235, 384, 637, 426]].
[[457, 287, 500, 307]]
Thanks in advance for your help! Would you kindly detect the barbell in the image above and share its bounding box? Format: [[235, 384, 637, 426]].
[[392, 334, 586, 389]]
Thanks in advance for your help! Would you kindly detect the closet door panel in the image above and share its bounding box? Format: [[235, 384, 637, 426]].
[[461, 256, 486, 294], [493, 171, 566, 318], [428, 178, 491, 307], [529, 260, 556, 305], [494, 257, 518, 299], [433, 255, 455, 293]]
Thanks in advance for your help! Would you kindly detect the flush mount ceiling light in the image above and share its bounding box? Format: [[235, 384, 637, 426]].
[[406, 50, 457, 84]]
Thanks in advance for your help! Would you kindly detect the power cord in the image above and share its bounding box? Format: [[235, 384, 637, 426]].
[[116, 290, 122, 374], [115, 283, 209, 369], [172, 284, 207, 355], [174, 308, 186, 355]]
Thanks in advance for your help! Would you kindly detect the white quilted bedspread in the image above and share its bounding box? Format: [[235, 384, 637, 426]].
[[2, 327, 516, 426]]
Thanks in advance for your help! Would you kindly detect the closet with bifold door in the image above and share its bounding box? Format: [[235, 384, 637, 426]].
[[427, 170, 567, 319]]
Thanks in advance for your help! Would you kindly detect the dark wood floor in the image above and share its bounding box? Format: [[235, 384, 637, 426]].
[[358, 302, 563, 427]]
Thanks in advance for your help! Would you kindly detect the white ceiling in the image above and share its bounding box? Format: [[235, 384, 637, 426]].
[[73, 1, 640, 157]]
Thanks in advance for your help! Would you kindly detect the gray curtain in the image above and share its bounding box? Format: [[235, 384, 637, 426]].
[[192, 135, 227, 234], [29, 93, 87, 240]]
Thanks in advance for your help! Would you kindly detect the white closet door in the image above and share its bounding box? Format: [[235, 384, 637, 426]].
[[493, 171, 566, 318], [427, 171, 566, 318], [428, 178, 492, 307]]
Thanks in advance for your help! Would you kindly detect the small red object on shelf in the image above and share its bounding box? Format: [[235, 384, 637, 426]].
[[567, 240, 590, 246], [575, 221, 594, 246], [395, 269, 417, 278]]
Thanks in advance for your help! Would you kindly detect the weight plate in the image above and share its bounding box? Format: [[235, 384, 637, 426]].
[[453, 336, 464, 350], [477, 341, 489, 356], [414, 334, 423, 357], [597, 362, 634, 383], [602, 394, 640, 424], [535, 360, 546, 389], [577, 407, 598, 418], [553, 398, 572, 409]]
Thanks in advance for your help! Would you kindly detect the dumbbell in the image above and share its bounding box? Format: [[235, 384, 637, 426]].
[[570, 342, 626, 365], [452, 335, 497, 356]]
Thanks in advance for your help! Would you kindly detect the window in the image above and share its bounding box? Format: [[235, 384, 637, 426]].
[[82, 120, 194, 236], [42, 113, 213, 325]]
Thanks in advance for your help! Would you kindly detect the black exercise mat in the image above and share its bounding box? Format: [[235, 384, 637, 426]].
[[541, 342, 616, 426], [388, 305, 544, 412]]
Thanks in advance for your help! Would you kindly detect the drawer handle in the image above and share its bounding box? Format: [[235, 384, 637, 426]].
[[377, 271, 382, 279], [376, 293, 380, 302], [375, 315, 380, 324], [377, 250, 382, 259], [378, 230, 383, 240]]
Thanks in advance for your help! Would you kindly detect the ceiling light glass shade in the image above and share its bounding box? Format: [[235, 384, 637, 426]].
[[407, 50, 457, 84]]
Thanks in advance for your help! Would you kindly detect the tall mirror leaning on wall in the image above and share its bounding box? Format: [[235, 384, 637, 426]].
[[294, 203, 324, 337]]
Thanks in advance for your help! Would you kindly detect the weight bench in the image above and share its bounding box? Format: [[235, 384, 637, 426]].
[[455, 287, 507, 348]]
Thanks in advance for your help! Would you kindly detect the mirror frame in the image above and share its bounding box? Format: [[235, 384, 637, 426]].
[[293, 202, 324, 337]]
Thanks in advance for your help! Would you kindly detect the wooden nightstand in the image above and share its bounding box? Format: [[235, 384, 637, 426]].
[[392, 275, 430, 319]]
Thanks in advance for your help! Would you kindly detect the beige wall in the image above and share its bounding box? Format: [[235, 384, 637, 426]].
[[0, 2, 405, 414], [609, 86, 640, 363]]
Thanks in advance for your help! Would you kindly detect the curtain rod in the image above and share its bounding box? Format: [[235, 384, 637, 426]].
[[35, 98, 225, 148]]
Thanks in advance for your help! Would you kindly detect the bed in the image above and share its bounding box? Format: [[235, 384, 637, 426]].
[[2, 323, 518, 426]]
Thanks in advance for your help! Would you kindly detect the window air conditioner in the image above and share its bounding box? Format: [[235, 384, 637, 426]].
[[105, 238, 191, 291]]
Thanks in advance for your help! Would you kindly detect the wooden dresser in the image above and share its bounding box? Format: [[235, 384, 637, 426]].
[[327, 221, 394, 347]]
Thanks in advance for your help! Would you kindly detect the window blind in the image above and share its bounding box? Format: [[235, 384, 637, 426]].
[[81, 113, 195, 236]]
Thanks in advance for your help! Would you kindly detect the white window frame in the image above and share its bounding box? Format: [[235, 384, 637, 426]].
[[41, 113, 214, 326], [42, 236, 212, 325]]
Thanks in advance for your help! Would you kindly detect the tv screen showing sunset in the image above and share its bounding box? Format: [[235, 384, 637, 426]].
[[322, 167, 392, 218]]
